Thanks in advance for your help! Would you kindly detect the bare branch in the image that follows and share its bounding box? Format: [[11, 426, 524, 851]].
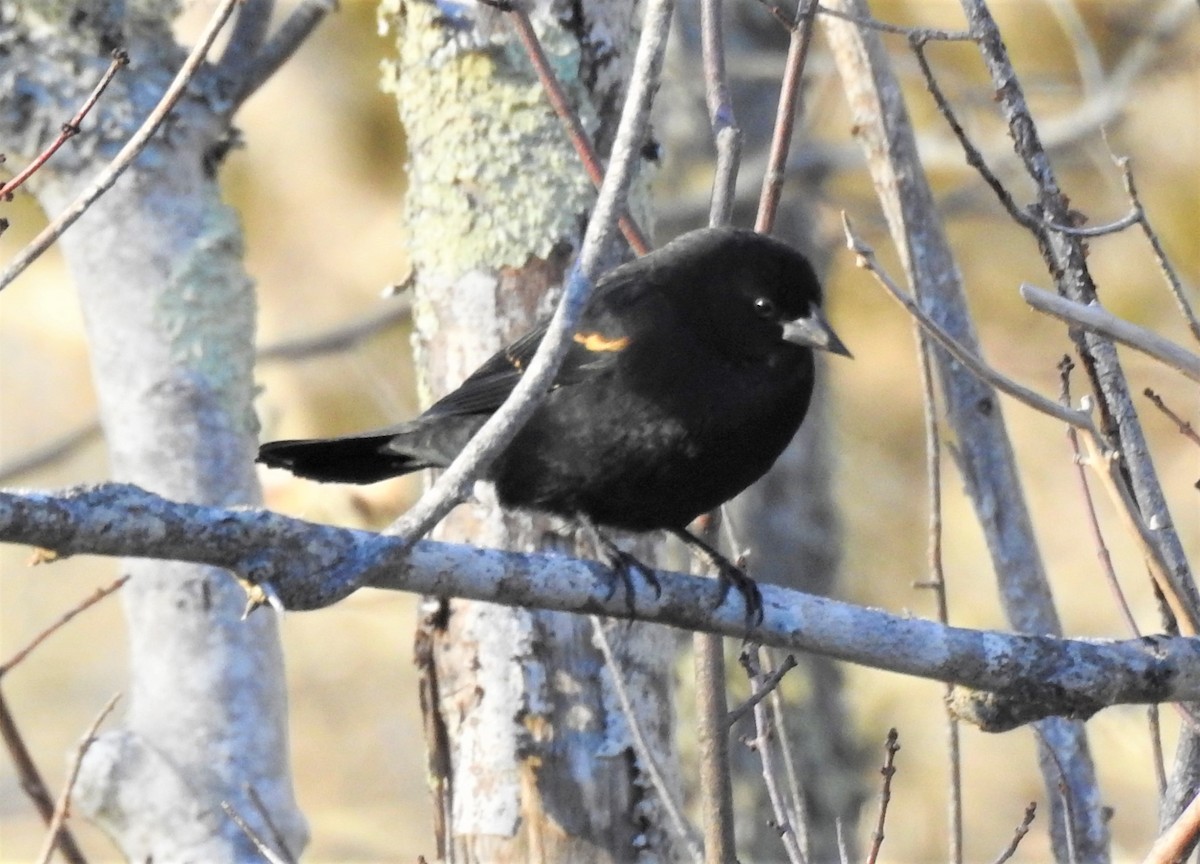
[[1022, 284, 1200, 383], [702, 0, 742, 227], [0, 0, 242, 291], [387, 0, 675, 546], [1144, 388, 1200, 449], [915, 333, 962, 863], [842, 220, 1100, 437], [739, 647, 806, 864], [233, 0, 338, 108], [991, 803, 1037, 864], [1118, 157, 1200, 344], [486, 0, 650, 255], [0, 50, 129, 199], [34, 693, 120, 864], [864, 729, 900, 864], [814, 3, 971, 41], [755, 0, 817, 233], [726, 652, 797, 729], [220, 798, 294, 864], [0, 691, 87, 863], [1144, 789, 1200, 864], [3, 482, 1200, 723], [0, 575, 129, 676]]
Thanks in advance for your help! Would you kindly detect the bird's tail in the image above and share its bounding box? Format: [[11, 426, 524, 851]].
[[257, 430, 440, 484]]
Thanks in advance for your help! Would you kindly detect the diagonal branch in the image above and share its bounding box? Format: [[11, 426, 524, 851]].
[[384, 0, 675, 549], [0, 0, 241, 291], [1021, 284, 1200, 383]]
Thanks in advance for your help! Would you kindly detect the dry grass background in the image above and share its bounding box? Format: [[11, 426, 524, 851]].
[[1, 1, 1197, 861]]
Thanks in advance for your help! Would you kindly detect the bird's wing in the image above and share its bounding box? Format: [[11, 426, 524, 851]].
[[424, 277, 648, 419]]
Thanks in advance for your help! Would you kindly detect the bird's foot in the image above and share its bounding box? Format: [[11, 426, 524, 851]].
[[712, 558, 764, 628], [600, 543, 661, 615], [577, 516, 661, 614], [672, 527, 763, 628]]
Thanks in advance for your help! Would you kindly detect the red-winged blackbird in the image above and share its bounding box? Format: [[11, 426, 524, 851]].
[[259, 227, 850, 619]]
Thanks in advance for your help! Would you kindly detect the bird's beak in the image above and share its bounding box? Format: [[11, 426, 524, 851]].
[[782, 307, 852, 358]]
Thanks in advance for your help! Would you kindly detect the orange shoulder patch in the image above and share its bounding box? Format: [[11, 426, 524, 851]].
[[573, 332, 630, 352]]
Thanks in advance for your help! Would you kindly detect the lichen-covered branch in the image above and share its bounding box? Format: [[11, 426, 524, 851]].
[[3, 482, 1198, 726]]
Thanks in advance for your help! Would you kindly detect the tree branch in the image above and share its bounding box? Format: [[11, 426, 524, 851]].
[[2, 482, 1199, 728], [0, 0, 241, 291], [1021, 284, 1200, 383], [385, 0, 674, 546]]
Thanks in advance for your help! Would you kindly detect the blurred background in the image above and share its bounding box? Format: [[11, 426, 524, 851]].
[[1, 0, 1197, 860]]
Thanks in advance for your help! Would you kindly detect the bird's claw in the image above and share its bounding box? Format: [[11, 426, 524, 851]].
[[599, 545, 661, 615], [713, 560, 763, 628]]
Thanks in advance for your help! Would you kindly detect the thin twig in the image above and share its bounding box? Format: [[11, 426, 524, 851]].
[[702, 0, 742, 226], [1118, 156, 1200, 344], [1, 575, 130, 675], [245, 783, 297, 864], [811, 2, 971, 41], [1059, 359, 1166, 796], [763, 650, 811, 863], [387, 0, 674, 544], [1037, 208, 1140, 238], [726, 652, 797, 729], [1022, 284, 1200, 383], [0, 690, 87, 863], [739, 647, 806, 864], [1057, 358, 1142, 636], [695, 631, 736, 864], [990, 802, 1037, 864], [485, 0, 650, 255], [915, 333, 961, 863], [909, 38, 1036, 231], [34, 693, 120, 864], [1075, 427, 1200, 635], [842, 217, 1099, 436], [0, 50, 130, 199], [0, 0, 242, 291], [220, 799, 292, 864], [1144, 388, 1200, 448], [591, 617, 703, 861], [755, 0, 818, 233], [695, 6, 742, 859], [1143, 788, 1200, 864], [1031, 724, 1079, 864], [865, 728, 900, 864]]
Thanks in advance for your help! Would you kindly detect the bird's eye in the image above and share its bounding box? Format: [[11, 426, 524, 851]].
[[753, 296, 777, 318]]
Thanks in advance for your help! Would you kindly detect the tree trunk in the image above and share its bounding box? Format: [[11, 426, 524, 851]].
[[0, 4, 305, 859], [381, 2, 683, 860]]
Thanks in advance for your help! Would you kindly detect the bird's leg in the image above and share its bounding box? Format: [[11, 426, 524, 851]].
[[577, 515, 661, 614], [671, 527, 763, 626]]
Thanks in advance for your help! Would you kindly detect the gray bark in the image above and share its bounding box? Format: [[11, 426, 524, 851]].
[[379, 2, 682, 860], [822, 2, 1108, 860], [0, 3, 304, 859]]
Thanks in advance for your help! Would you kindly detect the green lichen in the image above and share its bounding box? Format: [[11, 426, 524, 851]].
[[380, 2, 595, 278], [160, 201, 258, 434]]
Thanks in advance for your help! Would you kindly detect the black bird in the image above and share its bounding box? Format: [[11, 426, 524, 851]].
[[258, 227, 850, 619]]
